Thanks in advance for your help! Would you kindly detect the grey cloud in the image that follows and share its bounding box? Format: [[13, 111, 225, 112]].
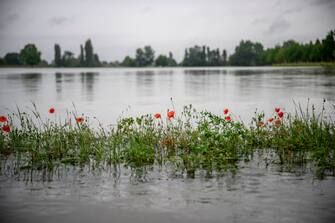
[[311, 0, 335, 6], [310, 0, 335, 9], [5, 13, 19, 21], [267, 18, 290, 34], [48, 16, 74, 26], [252, 18, 267, 25], [265, 5, 301, 35], [282, 7, 302, 15], [0, 13, 18, 29]]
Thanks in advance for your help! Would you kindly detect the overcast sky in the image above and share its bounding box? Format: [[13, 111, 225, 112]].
[[0, 0, 334, 62]]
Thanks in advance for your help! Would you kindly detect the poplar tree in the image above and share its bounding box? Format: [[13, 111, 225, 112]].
[[84, 39, 94, 67], [54, 44, 62, 67]]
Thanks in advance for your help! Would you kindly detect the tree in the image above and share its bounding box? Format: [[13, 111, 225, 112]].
[[79, 44, 85, 66], [229, 40, 264, 66], [155, 53, 177, 67], [135, 48, 145, 66], [311, 39, 322, 62], [54, 44, 62, 67], [222, 50, 227, 65], [0, 57, 5, 66], [62, 51, 79, 67], [121, 56, 136, 67], [182, 45, 226, 66], [155, 55, 169, 67], [183, 49, 190, 66], [168, 52, 177, 66], [135, 45, 155, 66], [321, 30, 335, 61], [84, 39, 94, 67], [182, 45, 203, 66], [94, 54, 101, 66], [4, 52, 22, 65], [144, 45, 155, 66], [39, 60, 49, 66], [20, 44, 41, 66]]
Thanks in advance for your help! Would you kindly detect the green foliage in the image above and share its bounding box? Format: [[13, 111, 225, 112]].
[[321, 30, 335, 61], [262, 30, 335, 65], [94, 54, 101, 66], [135, 45, 155, 66], [62, 51, 80, 67], [1, 103, 334, 180], [229, 40, 264, 66], [0, 57, 5, 66], [2, 30, 335, 67], [155, 55, 169, 67], [4, 53, 22, 65], [155, 53, 177, 67], [84, 39, 95, 67], [143, 45, 155, 66], [19, 44, 41, 66], [54, 44, 62, 67], [79, 44, 85, 66], [121, 56, 136, 67], [39, 60, 49, 66], [182, 45, 226, 66], [52, 40, 100, 67]]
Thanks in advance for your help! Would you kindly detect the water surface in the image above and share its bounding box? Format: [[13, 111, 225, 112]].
[[1, 67, 335, 124], [0, 67, 335, 223]]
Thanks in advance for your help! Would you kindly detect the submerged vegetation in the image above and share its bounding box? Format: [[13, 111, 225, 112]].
[[0, 101, 334, 181]]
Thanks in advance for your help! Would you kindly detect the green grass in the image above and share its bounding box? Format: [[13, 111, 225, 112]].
[[0, 103, 334, 180]]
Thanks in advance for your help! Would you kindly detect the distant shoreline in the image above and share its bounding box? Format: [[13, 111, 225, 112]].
[[272, 62, 335, 67], [1, 63, 335, 69]]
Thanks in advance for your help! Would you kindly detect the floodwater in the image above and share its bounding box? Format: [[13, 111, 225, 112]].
[[0, 67, 335, 223], [0, 67, 335, 124]]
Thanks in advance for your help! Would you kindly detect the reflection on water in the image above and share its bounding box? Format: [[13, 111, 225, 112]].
[[20, 73, 42, 93], [4, 73, 42, 94], [184, 69, 224, 97], [184, 69, 226, 75], [81, 72, 99, 101], [135, 70, 154, 97], [0, 67, 335, 123], [54, 72, 99, 102], [55, 72, 62, 95]]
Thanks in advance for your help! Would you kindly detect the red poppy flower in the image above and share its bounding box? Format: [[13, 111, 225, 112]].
[[1, 125, 10, 133], [76, 117, 84, 123], [49, 107, 55, 114], [223, 108, 229, 115], [225, 116, 231, 122], [268, 117, 274, 123], [167, 111, 175, 119], [0, 116, 7, 122], [258, 121, 265, 127], [275, 108, 280, 113], [278, 111, 284, 118], [154, 113, 161, 119]]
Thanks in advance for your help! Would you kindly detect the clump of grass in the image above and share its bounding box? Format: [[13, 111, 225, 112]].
[[0, 102, 334, 181]]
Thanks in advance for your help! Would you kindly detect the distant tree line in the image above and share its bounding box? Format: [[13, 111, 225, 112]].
[[120, 45, 177, 67], [0, 44, 45, 66], [0, 30, 334, 67], [54, 39, 100, 67], [182, 45, 227, 66], [229, 30, 335, 66]]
